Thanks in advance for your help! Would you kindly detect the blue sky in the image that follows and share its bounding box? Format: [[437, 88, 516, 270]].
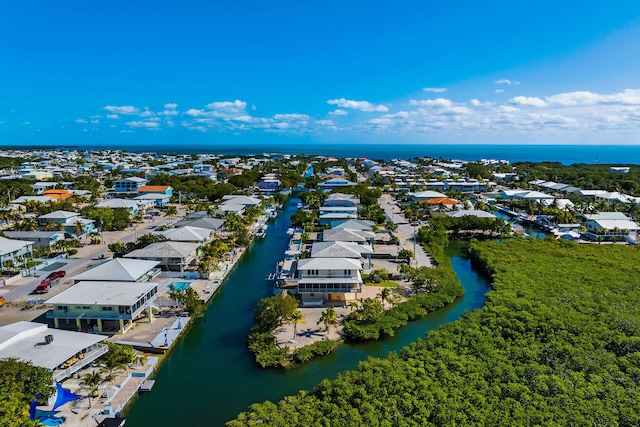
[[2, 1, 640, 149]]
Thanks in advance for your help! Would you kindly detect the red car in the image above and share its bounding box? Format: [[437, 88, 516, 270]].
[[36, 280, 51, 294], [46, 271, 66, 280]]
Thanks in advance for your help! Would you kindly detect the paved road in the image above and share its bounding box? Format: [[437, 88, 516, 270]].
[[379, 194, 432, 268], [2, 210, 180, 303]]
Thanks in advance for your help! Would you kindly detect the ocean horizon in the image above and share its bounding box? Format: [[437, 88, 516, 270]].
[[2, 143, 639, 165]]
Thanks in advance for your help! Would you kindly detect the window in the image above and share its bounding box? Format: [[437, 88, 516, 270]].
[[75, 305, 90, 310], [101, 306, 113, 311], [56, 305, 68, 311]]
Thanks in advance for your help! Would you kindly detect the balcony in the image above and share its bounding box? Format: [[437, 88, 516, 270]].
[[53, 343, 109, 382], [47, 310, 139, 321]]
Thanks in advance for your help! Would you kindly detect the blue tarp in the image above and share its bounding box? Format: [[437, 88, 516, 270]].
[[28, 393, 40, 421], [51, 381, 81, 412]]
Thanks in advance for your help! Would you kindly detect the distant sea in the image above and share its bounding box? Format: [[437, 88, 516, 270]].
[[3, 143, 640, 165]]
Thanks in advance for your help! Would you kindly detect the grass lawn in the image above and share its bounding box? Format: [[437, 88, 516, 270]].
[[365, 281, 400, 287]]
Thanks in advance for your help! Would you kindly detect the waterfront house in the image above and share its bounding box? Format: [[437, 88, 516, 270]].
[[322, 193, 360, 207], [582, 212, 639, 243], [318, 206, 358, 225], [71, 258, 160, 282], [175, 217, 225, 234], [124, 241, 200, 272], [0, 321, 108, 382], [318, 177, 356, 192], [155, 226, 213, 243], [323, 227, 375, 243], [296, 257, 363, 306], [331, 219, 375, 231], [46, 281, 158, 335]]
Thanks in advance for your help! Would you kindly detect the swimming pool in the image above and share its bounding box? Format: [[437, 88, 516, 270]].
[[39, 415, 66, 426], [169, 282, 191, 292]]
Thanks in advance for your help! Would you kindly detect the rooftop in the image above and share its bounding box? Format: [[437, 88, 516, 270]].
[[46, 281, 158, 306]]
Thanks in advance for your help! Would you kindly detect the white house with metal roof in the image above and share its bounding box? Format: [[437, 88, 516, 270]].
[[71, 258, 160, 282], [46, 281, 158, 334], [296, 257, 363, 306], [155, 226, 213, 243], [124, 241, 200, 272], [0, 321, 107, 382], [582, 212, 639, 243], [323, 227, 375, 243]]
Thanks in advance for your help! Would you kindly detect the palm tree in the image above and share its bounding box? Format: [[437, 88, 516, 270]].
[[378, 288, 392, 306], [289, 309, 306, 343], [317, 306, 338, 334], [165, 205, 178, 224], [79, 371, 104, 408], [347, 301, 360, 312]]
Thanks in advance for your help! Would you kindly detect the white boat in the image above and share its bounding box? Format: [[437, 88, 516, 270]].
[[297, 202, 303, 209], [286, 228, 295, 235]]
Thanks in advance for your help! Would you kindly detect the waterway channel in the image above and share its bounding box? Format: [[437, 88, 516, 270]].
[[124, 197, 491, 426]]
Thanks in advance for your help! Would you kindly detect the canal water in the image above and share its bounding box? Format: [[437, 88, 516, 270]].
[[124, 198, 491, 426]]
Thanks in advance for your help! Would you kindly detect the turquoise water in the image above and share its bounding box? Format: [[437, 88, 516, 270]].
[[124, 199, 491, 426], [169, 281, 191, 292], [18, 143, 640, 165], [39, 416, 66, 426]]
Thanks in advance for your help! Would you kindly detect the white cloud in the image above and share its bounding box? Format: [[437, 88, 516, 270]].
[[273, 113, 309, 121], [423, 87, 447, 93], [126, 121, 160, 129], [495, 89, 504, 94], [500, 105, 520, 113], [327, 98, 388, 112], [104, 105, 140, 115], [106, 114, 119, 119], [509, 96, 548, 107], [164, 103, 178, 109], [410, 98, 454, 108], [75, 119, 88, 124], [329, 109, 348, 116], [545, 89, 640, 106], [207, 100, 247, 110], [140, 108, 155, 117], [470, 99, 493, 107], [495, 79, 520, 85], [185, 109, 206, 117]]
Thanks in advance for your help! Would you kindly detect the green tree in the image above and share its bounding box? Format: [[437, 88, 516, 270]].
[[289, 310, 306, 343], [317, 306, 339, 334], [165, 205, 177, 224], [0, 359, 54, 426], [79, 371, 104, 408]]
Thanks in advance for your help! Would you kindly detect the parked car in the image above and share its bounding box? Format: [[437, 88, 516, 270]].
[[36, 281, 52, 294], [46, 270, 66, 280]]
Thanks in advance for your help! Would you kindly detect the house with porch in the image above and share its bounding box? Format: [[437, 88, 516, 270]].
[[37, 210, 96, 237], [114, 177, 147, 193], [4, 231, 65, 248], [46, 281, 158, 335], [0, 321, 108, 382], [71, 258, 160, 283], [124, 241, 200, 272], [296, 257, 363, 306], [582, 212, 639, 243], [0, 236, 34, 275]]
